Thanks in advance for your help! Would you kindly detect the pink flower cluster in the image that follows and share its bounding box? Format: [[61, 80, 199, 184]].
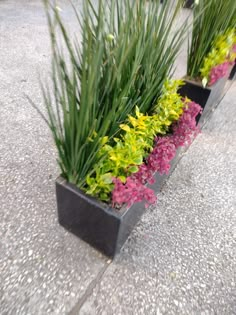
[[209, 61, 230, 86], [112, 177, 156, 208], [172, 100, 202, 147], [147, 137, 176, 175], [112, 101, 202, 208]]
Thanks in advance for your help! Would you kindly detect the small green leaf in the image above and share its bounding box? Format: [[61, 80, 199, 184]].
[[86, 175, 94, 186], [129, 166, 139, 173], [133, 156, 143, 165], [101, 173, 113, 184], [120, 124, 131, 132], [118, 176, 126, 183], [100, 193, 109, 201]]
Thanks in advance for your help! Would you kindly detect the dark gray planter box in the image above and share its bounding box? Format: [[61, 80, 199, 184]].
[[178, 76, 228, 125], [56, 149, 181, 258]]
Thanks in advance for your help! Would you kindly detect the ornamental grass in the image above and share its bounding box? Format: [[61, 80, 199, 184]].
[[39, 0, 188, 196]]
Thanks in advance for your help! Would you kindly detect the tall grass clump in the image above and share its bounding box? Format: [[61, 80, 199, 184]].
[[41, 0, 188, 190], [187, 0, 236, 79]]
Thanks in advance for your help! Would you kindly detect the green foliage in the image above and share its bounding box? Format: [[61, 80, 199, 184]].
[[200, 29, 236, 82], [40, 0, 188, 190], [187, 0, 236, 79], [86, 80, 185, 201], [154, 79, 185, 127]]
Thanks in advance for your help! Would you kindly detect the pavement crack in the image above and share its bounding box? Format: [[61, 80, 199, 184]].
[[68, 261, 111, 315]]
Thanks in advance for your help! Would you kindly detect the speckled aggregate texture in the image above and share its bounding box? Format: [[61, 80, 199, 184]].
[[1, 1, 236, 315], [0, 1, 107, 315]]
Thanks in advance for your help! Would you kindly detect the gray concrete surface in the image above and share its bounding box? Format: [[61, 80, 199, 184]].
[[0, 2, 108, 315], [0, 1, 236, 315]]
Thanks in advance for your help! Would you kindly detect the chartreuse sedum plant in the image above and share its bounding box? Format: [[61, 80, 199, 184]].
[[187, 0, 236, 86], [86, 80, 185, 201], [41, 0, 188, 197]]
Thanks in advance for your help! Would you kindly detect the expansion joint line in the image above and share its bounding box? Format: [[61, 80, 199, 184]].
[[68, 260, 112, 315]]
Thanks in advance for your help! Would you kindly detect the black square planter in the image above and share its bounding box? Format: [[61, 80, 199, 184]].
[[56, 178, 146, 258], [56, 149, 182, 258], [178, 76, 228, 125]]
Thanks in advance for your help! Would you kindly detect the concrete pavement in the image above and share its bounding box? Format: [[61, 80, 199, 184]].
[[0, 1, 236, 314]]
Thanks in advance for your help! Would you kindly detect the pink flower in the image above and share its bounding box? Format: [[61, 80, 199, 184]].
[[112, 177, 157, 208], [172, 101, 202, 147], [209, 61, 230, 86]]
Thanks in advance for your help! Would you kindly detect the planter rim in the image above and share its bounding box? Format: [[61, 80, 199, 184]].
[[56, 176, 129, 218], [183, 63, 234, 89], [182, 76, 214, 90]]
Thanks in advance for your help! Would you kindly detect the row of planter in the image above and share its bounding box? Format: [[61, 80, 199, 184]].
[[56, 68, 235, 257], [180, 69, 234, 126], [37, 0, 236, 258]]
